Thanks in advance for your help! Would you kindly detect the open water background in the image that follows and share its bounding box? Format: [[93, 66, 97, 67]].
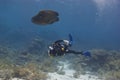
[[0, 0, 120, 50]]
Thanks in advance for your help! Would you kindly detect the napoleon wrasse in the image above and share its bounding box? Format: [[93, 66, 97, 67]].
[[32, 10, 59, 25]]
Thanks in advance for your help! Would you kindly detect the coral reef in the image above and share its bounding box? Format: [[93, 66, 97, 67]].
[[105, 71, 120, 80], [0, 62, 48, 80], [14, 37, 48, 65], [71, 49, 120, 79], [27, 38, 46, 54], [0, 38, 120, 80], [12, 63, 48, 80], [0, 37, 59, 80], [39, 57, 59, 72]]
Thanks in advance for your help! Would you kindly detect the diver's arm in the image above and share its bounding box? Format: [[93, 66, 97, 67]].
[[66, 50, 83, 55]]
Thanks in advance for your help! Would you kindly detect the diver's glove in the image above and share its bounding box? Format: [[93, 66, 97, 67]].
[[82, 51, 91, 57]]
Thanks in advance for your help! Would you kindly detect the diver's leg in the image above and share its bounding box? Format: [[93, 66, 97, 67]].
[[66, 50, 83, 55]]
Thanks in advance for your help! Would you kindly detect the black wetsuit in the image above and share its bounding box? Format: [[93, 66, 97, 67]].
[[48, 40, 83, 57]]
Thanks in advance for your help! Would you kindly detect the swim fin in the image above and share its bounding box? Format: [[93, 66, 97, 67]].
[[68, 33, 73, 46]]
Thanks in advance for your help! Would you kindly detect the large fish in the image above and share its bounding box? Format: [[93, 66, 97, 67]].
[[32, 10, 59, 25]]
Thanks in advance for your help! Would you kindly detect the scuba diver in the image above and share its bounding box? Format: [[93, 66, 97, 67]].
[[48, 34, 91, 57]]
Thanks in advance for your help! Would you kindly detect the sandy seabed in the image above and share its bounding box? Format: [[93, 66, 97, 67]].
[[47, 61, 103, 80]]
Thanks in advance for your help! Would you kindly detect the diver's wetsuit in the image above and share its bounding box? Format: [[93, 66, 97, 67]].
[[48, 40, 83, 57]]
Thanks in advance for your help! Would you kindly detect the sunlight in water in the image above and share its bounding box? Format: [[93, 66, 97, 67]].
[[93, 0, 119, 12], [35, 0, 119, 12]]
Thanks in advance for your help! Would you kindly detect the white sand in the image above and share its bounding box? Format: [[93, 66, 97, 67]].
[[47, 61, 103, 80], [12, 78, 24, 80]]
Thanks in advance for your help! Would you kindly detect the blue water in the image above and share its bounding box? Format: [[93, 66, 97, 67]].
[[0, 0, 120, 50]]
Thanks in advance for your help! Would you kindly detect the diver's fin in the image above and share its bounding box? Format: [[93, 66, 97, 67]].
[[68, 33, 73, 46]]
